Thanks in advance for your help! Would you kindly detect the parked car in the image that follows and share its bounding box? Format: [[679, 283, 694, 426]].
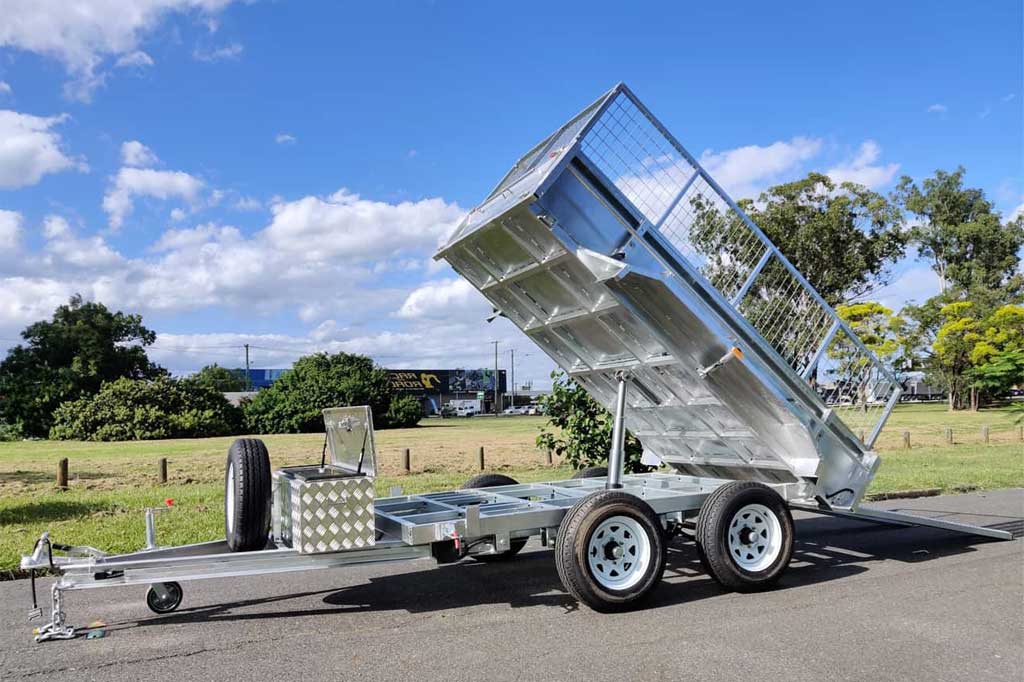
[[503, 406, 528, 415]]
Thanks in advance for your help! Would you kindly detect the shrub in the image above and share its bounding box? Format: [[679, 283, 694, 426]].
[[536, 372, 649, 473], [187, 364, 248, 392], [0, 420, 23, 442], [50, 377, 244, 441], [385, 394, 423, 429], [243, 352, 401, 433]]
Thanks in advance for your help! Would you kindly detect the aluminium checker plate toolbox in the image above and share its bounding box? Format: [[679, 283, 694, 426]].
[[273, 466, 375, 553]]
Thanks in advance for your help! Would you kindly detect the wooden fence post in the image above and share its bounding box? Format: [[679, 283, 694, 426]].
[[56, 458, 68, 490], [478, 446, 485, 471], [546, 449, 553, 466], [403, 448, 411, 473], [945, 427, 953, 444], [1018, 425, 1023, 442], [981, 426, 990, 444], [158, 457, 168, 484], [902, 431, 911, 449], [858, 430, 865, 443]]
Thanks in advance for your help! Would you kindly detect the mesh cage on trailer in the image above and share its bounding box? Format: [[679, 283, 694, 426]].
[[438, 83, 901, 508]]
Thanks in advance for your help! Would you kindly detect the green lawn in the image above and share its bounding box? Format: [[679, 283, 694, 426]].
[[0, 404, 1020, 576]]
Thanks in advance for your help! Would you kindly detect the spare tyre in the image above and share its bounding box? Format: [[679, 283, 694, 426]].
[[225, 438, 272, 552], [572, 466, 609, 479], [461, 473, 527, 561]]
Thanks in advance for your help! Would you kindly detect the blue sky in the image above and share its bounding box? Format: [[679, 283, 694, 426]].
[[0, 1, 1020, 387]]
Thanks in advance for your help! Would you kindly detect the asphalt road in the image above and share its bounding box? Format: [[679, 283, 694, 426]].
[[1, 489, 1021, 682]]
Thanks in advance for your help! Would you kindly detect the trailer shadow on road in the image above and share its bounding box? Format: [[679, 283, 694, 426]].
[[128, 513, 1019, 630]]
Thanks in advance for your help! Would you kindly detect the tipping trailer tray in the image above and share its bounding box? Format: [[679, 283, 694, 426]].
[[20, 85, 1013, 642], [435, 82, 902, 509]]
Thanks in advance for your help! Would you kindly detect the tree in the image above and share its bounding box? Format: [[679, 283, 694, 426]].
[[242, 351, 414, 433], [50, 376, 243, 441], [825, 302, 907, 411], [895, 168, 1024, 295], [734, 173, 906, 305], [0, 296, 164, 436], [966, 304, 1024, 406], [187, 364, 247, 393], [931, 301, 980, 410], [536, 372, 648, 473]]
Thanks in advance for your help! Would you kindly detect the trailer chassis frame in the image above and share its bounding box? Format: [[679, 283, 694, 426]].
[[23, 470, 1009, 642]]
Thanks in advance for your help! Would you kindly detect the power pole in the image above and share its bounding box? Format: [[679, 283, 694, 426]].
[[491, 340, 500, 415], [244, 344, 251, 391], [510, 348, 515, 409]]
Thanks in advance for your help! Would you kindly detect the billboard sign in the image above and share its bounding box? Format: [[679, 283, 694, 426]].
[[386, 369, 506, 395]]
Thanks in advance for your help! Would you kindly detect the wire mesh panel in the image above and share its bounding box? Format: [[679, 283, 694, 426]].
[[572, 88, 898, 444], [580, 92, 696, 223], [813, 328, 899, 444], [735, 257, 835, 374], [657, 175, 770, 302]]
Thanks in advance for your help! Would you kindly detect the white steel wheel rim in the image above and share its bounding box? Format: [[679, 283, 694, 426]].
[[728, 503, 782, 572], [225, 463, 236, 533], [586, 515, 651, 591]]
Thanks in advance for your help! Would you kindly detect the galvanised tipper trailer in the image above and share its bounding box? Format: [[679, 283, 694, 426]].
[[21, 84, 1011, 642]]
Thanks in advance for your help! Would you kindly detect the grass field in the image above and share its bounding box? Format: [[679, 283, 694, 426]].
[[0, 403, 1020, 575]]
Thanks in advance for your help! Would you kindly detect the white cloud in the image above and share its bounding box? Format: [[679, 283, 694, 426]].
[[826, 140, 899, 189], [0, 277, 77, 333], [396, 278, 488, 320], [263, 189, 463, 261], [103, 167, 204, 230], [926, 103, 948, 113], [1010, 200, 1024, 222], [699, 137, 823, 200], [979, 106, 992, 120], [0, 1, 243, 101], [233, 196, 262, 211], [0, 210, 23, 250], [1002, 93, 1017, 103], [275, 133, 296, 145], [193, 42, 243, 62], [114, 50, 154, 68], [169, 207, 187, 222], [0, 110, 85, 188], [0, 82, 11, 95], [120, 140, 159, 167], [41, 215, 123, 268]]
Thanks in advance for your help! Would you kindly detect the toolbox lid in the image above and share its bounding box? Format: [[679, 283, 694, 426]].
[[322, 406, 377, 478]]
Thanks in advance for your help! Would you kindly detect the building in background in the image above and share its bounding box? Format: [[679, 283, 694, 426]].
[[235, 367, 517, 415], [241, 368, 288, 389], [387, 369, 507, 414]]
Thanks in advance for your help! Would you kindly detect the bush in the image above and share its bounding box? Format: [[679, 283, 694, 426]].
[[385, 394, 423, 429], [187, 364, 248, 392], [243, 352, 403, 433], [0, 421, 23, 442], [50, 377, 244, 441], [536, 372, 649, 473]]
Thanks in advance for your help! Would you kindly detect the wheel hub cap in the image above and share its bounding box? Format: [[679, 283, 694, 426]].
[[587, 515, 652, 591], [727, 503, 783, 572]]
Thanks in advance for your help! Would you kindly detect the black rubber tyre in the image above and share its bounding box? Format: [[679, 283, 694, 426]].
[[461, 474, 527, 561], [572, 466, 608, 479], [695, 481, 794, 592], [146, 582, 183, 614], [224, 438, 272, 552], [555, 490, 667, 612]]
